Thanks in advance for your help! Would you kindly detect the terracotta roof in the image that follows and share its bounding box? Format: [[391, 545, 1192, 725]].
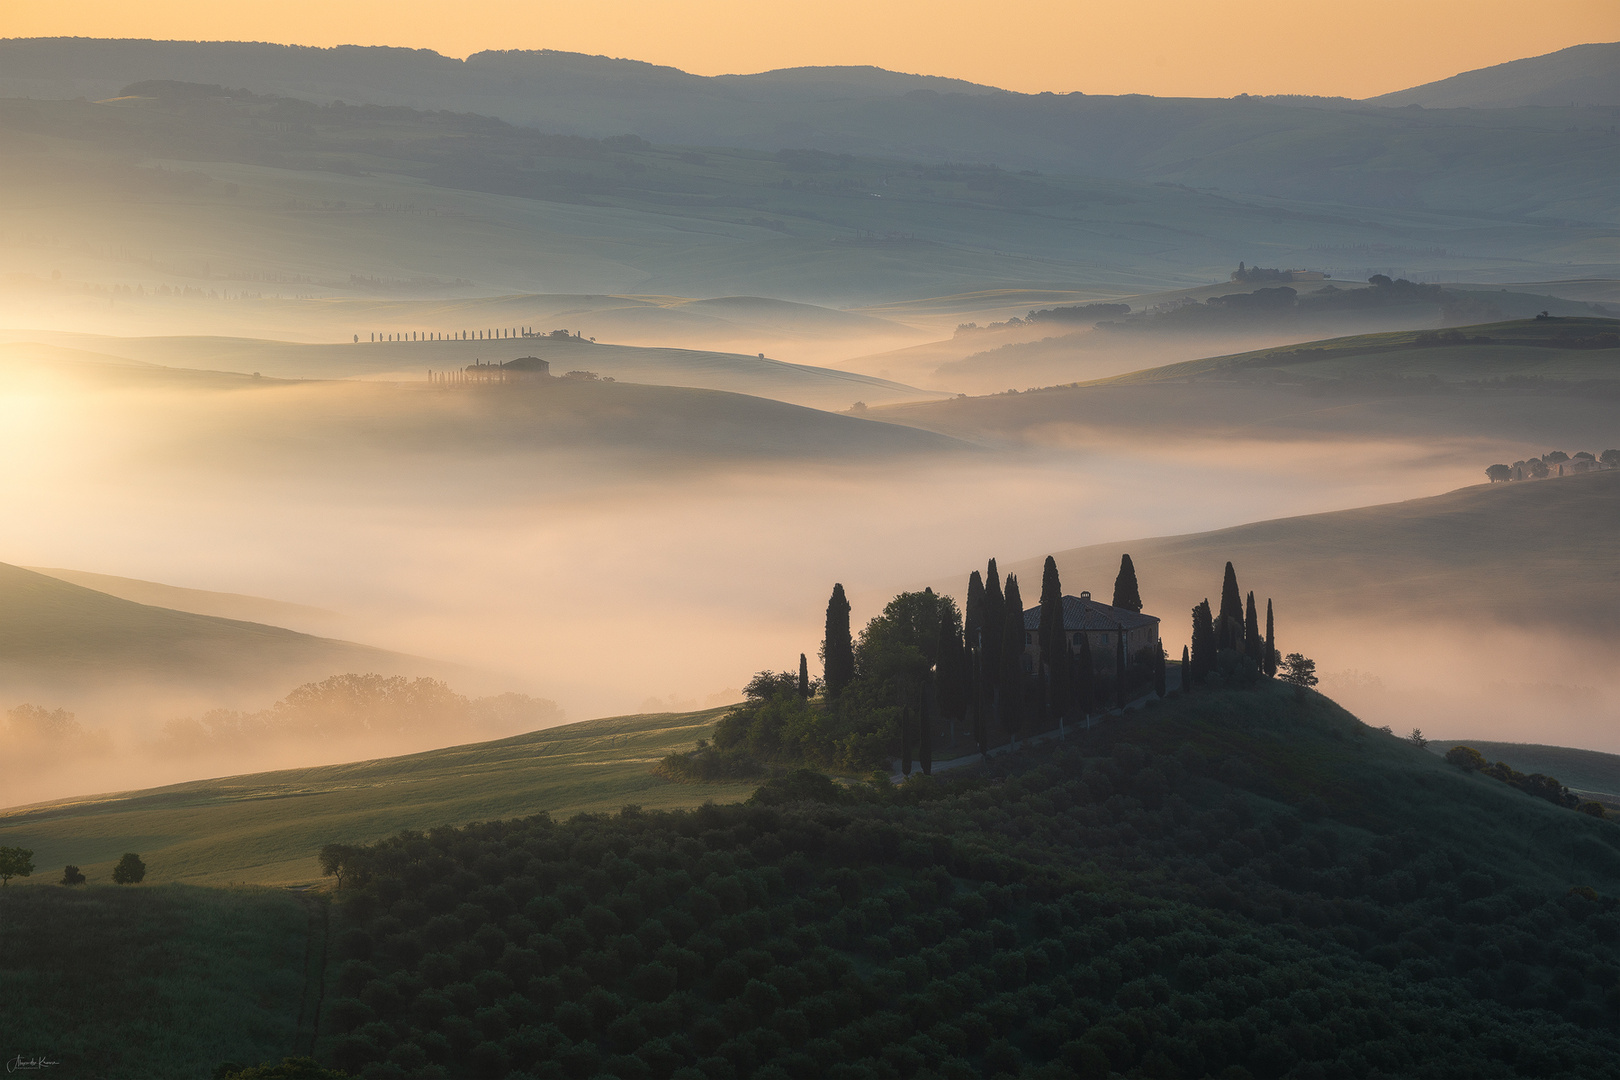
[[1022, 594, 1159, 633]]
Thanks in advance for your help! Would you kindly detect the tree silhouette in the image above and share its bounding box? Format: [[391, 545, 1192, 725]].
[[1112, 554, 1143, 612], [1279, 653, 1318, 697], [1190, 600, 1216, 687], [0, 846, 34, 886], [1264, 599, 1277, 677], [112, 853, 146, 884], [1244, 591, 1261, 659], [822, 584, 855, 696], [1038, 556, 1068, 725], [998, 575, 1025, 742], [1218, 563, 1243, 651], [1486, 464, 1512, 483], [798, 654, 810, 699], [61, 865, 86, 886]]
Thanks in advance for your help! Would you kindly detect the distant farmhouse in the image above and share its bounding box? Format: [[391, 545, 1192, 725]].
[[1020, 591, 1160, 673]]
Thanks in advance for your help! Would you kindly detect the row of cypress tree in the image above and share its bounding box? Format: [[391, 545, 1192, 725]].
[[1183, 561, 1277, 688], [820, 555, 1166, 776]]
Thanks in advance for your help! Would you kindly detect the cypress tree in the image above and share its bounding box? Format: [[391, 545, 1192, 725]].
[[1115, 623, 1128, 706], [1154, 643, 1167, 698], [798, 653, 809, 699], [970, 640, 988, 759], [999, 574, 1025, 744], [1190, 599, 1216, 686], [822, 583, 854, 696], [1218, 562, 1243, 651], [965, 570, 985, 651], [1181, 644, 1191, 693], [1038, 556, 1067, 726], [983, 559, 1005, 693], [1265, 599, 1277, 677], [1244, 591, 1261, 659], [918, 682, 932, 776], [1112, 553, 1143, 613], [1076, 631, 1094, 719]]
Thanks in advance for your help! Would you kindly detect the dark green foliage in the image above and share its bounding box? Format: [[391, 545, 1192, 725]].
[[1243, 591, 1261, 659], [112, 852, 146, 884], [998, 575, 1027, 741], [1075, 632, 1095, 716], [934, 617, 966, 746], [744, 671, 800, 703], [215, 1058, 350, 1079], [0, 845, 34, 885], [1114, 625, 1128, 707], [1180, 645, 1190, 692], [1038, 556, 1070, 725], [1152, 644, 1166, 699], [797, 655, 809, 700], [1189, 601, 1216, 687], [60, 864, 86, 886], [1446, 745, 1607, 817], [321, 687, 1620, 1080], [983, 560, 1004, 692], [1264, 598, 1277, 678], [1111, 554, 1143, 613], [1218, 563, 1243, 652], [965, 571, 985, 653], [821, 584, 854, 697], [918, 684, 932, 777]]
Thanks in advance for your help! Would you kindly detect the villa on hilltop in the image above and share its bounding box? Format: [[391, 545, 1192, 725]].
[[1020, 591, 1161, 673]]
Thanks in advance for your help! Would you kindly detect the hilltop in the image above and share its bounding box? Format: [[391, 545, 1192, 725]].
[[0, 561, 443, 707], [1374, 41, 1620, 109], [10, 684, 1620, 1078]]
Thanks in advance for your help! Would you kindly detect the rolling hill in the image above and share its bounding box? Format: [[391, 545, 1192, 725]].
[[1427, 741, 1620, 808], [0, 706, 749, 886], [22, 566, 346, 637], [1373, 40, 1620, 109], [0, 329, 942, 409], [0, 562, 447, 706]]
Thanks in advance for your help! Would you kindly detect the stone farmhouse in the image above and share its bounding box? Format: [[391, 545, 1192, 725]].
[[1020, 591, 1161, 673]]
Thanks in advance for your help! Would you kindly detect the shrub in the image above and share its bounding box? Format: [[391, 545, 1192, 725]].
[[111, 853, 146, 884]]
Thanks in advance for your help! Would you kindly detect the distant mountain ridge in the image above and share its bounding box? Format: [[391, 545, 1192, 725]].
[[1373, 41, 1620, 109]]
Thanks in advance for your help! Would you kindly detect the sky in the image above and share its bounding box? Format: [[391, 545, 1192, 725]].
[[4, 0, 1616, 98]]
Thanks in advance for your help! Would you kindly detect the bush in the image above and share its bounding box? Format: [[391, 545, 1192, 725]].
[[60, 865, 86, 886]]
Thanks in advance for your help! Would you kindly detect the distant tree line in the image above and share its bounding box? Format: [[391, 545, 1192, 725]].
[[1487, 449, 1620, 483], [1444, 746, 1607, 818]]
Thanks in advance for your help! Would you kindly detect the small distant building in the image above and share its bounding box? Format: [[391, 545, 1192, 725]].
[[499, 356, 551, 378], [1021, 591, 1161, 673]]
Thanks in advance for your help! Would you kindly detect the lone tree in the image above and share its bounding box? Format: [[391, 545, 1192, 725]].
[[1408, 728, 1429, 749], [1112, 554, 1143, 613], [1264, 599, 1277, 677], [319, 844, 366, 890], [1180, 645, 1191, 692], [797, 654, 810, 699], [983, 559, 1005, 690], [1486, 464, 1512, 483], [1279, 653, 1318, 697], [822, 583, 855, 696], [61, 865, 86, 886], [0, 846, 34, 886], [1218, 563, 1244, 652], [112, 852, 146, 884], [965, 570, 985, 652]]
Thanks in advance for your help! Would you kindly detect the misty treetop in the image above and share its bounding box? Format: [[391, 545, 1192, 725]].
[[1486, 449, 1619, 483]]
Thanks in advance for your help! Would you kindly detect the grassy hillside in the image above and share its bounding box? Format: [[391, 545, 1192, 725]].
[[0, 561, 443, 703], [0, 883, 317, 1080], [1091, 316, 1620, 387], [0, 707, 752, 886], [16, 684, 1620, 1078], [985, 469, 1620, 638], [1429, 741, 1620, 806]]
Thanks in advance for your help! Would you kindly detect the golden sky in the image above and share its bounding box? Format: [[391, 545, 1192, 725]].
[[5, 0, 1616, 98]]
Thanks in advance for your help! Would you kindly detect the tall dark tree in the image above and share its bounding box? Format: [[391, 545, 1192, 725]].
[[935, 617, 965, 750], [1218, 562, 1243, 651], [1181, 644, 1191, 693], [918, 682, 932, 776], [1244, 591, 1261, 659], [1264, 599, 1277, 677], [965, 570, 986, 651], [998, 574, 1026, 743], [1112, 553, 1143, 613], [900, 699, 912, 777], [821, 583, 854, 696], [1038, 556, 1069, 726], [970, 640, 988, 759], [797, 653, 810, 699], [983, 559, 1005, 684], [1115, 623, 1128, 706], [1153, 643, 1167, 698], [1190, 599, 1217, 686], [1075, 631, 1095, 718]]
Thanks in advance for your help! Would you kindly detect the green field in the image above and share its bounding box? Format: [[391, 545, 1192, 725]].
[[0, 707, 752, 886], [1429, 741, 1620, 806]]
